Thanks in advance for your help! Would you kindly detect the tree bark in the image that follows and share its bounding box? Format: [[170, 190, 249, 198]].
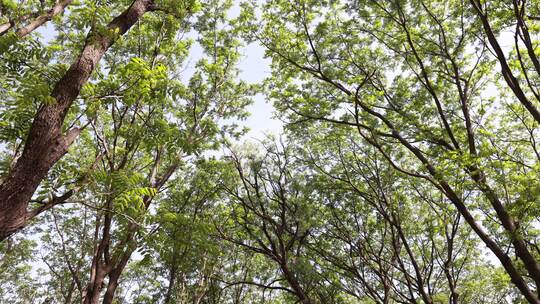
[[83, 264, 107, 304], [83, 213, 110, 304], [102, 259, 130, 304], [0, 0, 155, 241], [163, 261, 178, 303], [280, 262, 312, 304]]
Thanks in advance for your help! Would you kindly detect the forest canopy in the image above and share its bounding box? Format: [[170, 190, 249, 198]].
[[1, 0, 540, 303]]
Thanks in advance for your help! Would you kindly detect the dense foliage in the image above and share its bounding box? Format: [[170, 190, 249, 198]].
[[1, 0, 540, 303]]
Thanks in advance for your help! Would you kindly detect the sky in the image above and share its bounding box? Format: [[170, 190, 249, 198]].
[[26, 0, 512, 279], [236, 43, 283, 141], [29, 10, 284, 281], [215, 1, 284, 142], [37, 4, 283, 145]]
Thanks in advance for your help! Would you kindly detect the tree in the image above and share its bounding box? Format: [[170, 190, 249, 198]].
[[242, 0, 540, 301], [78, 1, 252, 301], [218, 141, 326, 304], [2, 0, 540, 303], [0, 0, 199, 240], [299, 128, 514, 303], [0, 0, 73, 39], [1, 0, 254, 302]]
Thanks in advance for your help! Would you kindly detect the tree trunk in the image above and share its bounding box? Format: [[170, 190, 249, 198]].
[[102, 251, 133, 304], [102, 270, 121, 304], [83, 263, 107, 304], [469, 0, 540, 125], [0, 0, 155, 241], [164, 263, 178, 304], [280, 263, 311, 304]]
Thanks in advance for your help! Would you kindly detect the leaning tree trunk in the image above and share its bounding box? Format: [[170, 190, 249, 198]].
[[0, 0, 156, 241]]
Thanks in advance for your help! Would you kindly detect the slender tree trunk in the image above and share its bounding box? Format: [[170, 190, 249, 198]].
[[164, 263, 178, 304], [64, 281, 75, 304], [0, 13, 35, 37], [0, 0, 155, 241], [469, 0, 540, 124], [80, 159, 177, 303], [18, 0, 73, 37], [102, 249, 133, 304], [84, 216, 108, 303], [0, 22, 13, 36]]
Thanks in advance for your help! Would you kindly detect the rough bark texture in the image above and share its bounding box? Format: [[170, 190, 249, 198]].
[[0, 0, 155, 241]]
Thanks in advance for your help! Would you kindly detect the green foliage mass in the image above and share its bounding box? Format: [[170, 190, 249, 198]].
[[1, 0, 540, 303]]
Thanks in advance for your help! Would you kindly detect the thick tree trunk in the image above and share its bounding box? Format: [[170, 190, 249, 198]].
[[102, 269, 122, 304], [83, 263, 108, 304], [281, 263, 312, 304], [0, 0, 155, 241]]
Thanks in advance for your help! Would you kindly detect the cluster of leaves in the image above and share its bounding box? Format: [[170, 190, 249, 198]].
[[2, 0, 540, 303]]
